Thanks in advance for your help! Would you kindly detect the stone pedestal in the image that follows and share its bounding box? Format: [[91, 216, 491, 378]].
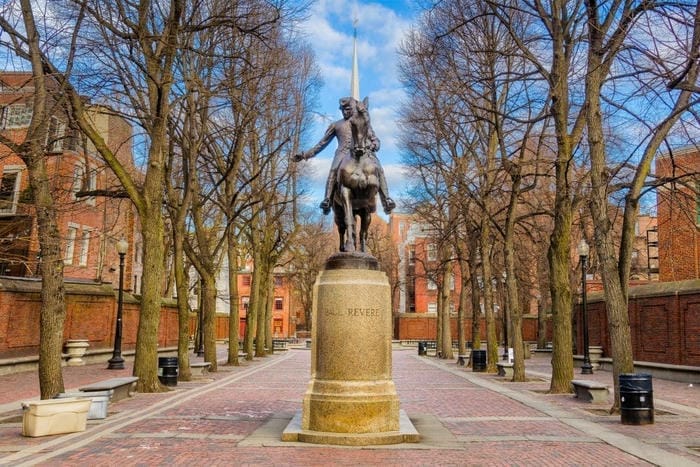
[[283, 253, 418, 445]]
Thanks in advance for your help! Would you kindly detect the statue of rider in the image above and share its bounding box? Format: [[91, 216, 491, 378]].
[[294, 97, 395, 215]]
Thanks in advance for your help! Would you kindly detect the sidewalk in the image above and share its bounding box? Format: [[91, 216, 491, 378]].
[[0, 348, 698, 466]]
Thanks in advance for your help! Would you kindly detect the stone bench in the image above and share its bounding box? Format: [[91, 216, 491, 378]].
[[190, 362, 211, 376], [272, 340, 288, 351], [497, 362, 514, 378], [80, 376, 138, 402], [571, 379, 609, 403]]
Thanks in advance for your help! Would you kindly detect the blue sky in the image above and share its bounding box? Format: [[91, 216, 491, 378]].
[[296, 0, 419, 206]]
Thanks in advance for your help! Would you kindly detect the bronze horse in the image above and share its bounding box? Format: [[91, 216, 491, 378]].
[[333, 98, 380, 253]]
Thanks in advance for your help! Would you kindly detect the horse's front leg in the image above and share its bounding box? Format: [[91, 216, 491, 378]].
[[340, 186, 355, 252], [359, 211, 371, 253]]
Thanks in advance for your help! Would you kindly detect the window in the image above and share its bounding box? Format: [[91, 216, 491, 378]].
[[427, 302, 437, 313], [448, 273, 455, 291], [71, 164, 84, 201], [242, 275, 251, 286], [0, 104, 33, 128], [408, 248, 415, 265], [427, 278, 437, 290], [241, 296, 250, 311], [46, 116, 65, 152], [79, 229, 91, 266], [274, 275, 283, 287], [87, 166, 97, 205], [64, 224, 78, 264], [274, 297, 283, 310], [0, 167, 22, 214], [427, 243, 437, 261]]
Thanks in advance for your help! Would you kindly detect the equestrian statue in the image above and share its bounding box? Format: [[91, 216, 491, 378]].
[[295, 97, 395, 253]]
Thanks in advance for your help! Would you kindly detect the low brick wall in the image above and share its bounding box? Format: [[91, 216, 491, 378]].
[[0, 276, 181, 360], [575, 279, 700, 366]]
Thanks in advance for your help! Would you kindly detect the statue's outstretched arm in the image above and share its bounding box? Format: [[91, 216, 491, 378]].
[[300, 124, 336, 160]]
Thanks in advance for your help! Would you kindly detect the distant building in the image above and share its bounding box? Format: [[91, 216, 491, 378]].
[[655, 146, 699, 281], [0, 72, 140, 290]]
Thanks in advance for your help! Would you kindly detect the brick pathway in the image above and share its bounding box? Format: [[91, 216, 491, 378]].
[[1, 348, 699, 466]]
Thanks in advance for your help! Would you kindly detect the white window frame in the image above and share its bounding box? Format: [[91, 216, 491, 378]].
[[64, 224, 79, 264], [78, 228, 91, 266], [1, 104, 33, 129], [71, 163, 85, 201], [0, 166, 23, 215], [427, 243, 437, 262], [87, 165, 97, 206], [46, 116, 65, 152], [427, 278, 437, 290], [427, 302, 438, 313]]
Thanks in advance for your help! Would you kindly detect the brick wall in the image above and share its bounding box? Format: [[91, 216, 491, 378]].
[[394, 314, 542, 343], [0, 277, 181, 359], [575, 280, 700, 366]]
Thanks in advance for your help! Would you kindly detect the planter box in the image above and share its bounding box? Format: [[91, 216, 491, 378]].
[[54, 391, 112, 419], [22, 398, 91, 437]]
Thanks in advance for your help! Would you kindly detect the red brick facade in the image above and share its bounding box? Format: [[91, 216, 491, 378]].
[[655, 147, 700, 281]]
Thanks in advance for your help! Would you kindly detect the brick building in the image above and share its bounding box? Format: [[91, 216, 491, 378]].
[[0, 72, 140, 291], [655, 146, 700, 281]]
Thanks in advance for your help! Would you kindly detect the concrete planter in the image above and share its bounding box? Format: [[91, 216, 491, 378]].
[[64, 339, 90, 366], [21, 398, 91, 437], [589, 346, 604, 370]]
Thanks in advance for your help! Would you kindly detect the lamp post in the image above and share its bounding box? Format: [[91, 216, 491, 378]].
[[578, 239, 593, 375], [196, 278, 204, 357], [108, 238, 128, 370]]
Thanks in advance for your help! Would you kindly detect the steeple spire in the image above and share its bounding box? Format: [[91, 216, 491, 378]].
[[350, 18, 360, 100]]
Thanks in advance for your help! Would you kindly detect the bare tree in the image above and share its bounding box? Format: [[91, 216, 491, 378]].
[[0, 2, 67, 398], [584, 0, 700, 409]]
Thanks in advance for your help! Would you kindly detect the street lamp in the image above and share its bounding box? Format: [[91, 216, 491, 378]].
[[578, 238, 593, 375], [196, 278, 204, 357], [108, 238, 128, 370]]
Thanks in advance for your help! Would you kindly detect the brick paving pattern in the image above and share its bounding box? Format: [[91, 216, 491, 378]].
[[0, 348, 698, 466]]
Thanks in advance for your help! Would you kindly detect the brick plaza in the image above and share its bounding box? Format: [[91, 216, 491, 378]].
[[1, 348, 699, 466]]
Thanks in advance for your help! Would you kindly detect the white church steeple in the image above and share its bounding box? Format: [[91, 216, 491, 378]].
[[350, 19, 360, 100]]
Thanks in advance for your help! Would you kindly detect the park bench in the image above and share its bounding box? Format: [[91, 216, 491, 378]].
[[571, 379, 609, 403], [80, 376, 138, 402], [272, 339, 288, 351], [497, 362, 514, 378], [190, 362, 211, 376]]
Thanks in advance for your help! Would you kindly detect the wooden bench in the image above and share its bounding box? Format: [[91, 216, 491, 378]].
[[80, 376, 138, 402], [190, 362, 211, 376], [571, 379, 609, 403], [497, 362, 514, 378]]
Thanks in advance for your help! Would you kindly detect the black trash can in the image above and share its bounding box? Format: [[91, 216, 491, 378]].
[[418, 341, 427, 356], [472, 349, 487, 372], [619, 373, 653, 425], [158, 356, 179, 387]]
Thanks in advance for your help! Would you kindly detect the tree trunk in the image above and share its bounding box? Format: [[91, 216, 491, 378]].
[[585, 48, 634, 409], [30, 156, 66, 399], [201, 274, 218, 371], [173, 234, 192, 381], [439, 261, 454, 359], [227, 232, 240, 365], [480, 224, 498, 373], [134, 209, 167, 392]]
